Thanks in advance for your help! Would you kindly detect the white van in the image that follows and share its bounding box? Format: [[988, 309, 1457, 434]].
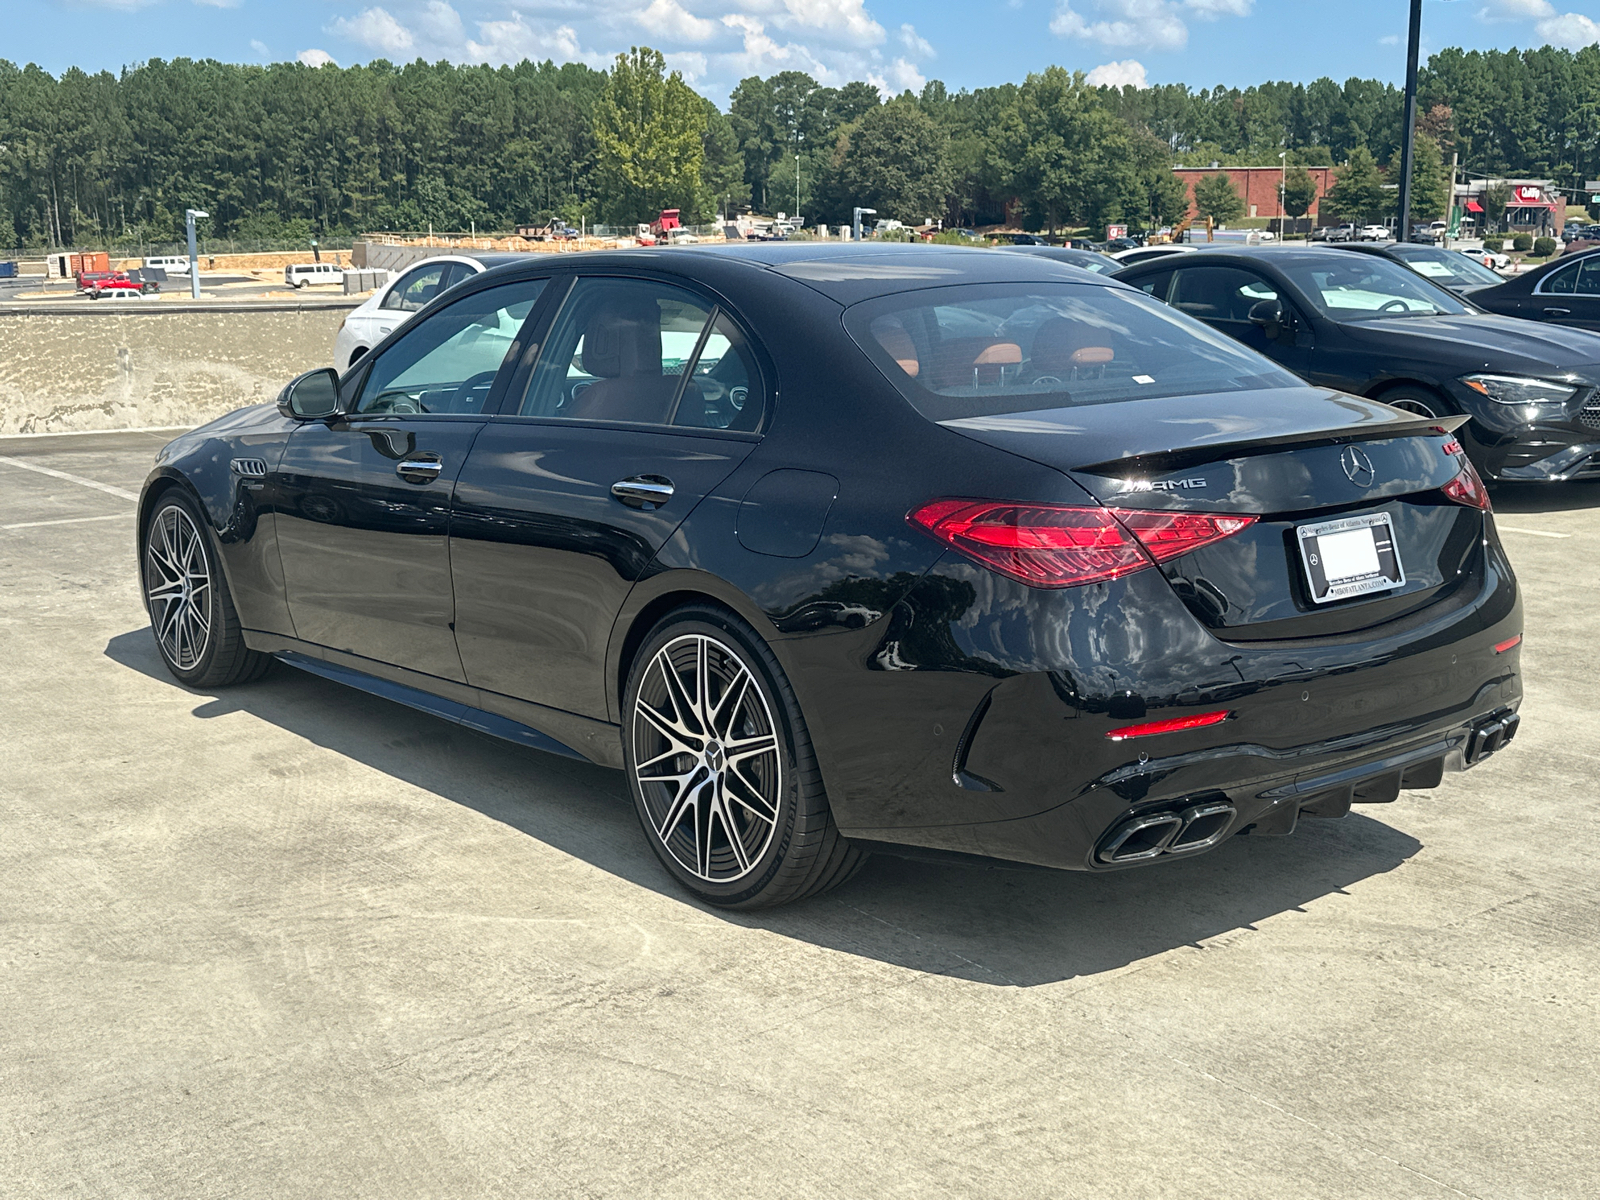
[[143, 255, 191, 276], [285, 261, 341, 288]]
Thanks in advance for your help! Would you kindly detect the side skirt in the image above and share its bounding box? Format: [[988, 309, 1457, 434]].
[[246, 631, 625, 768]]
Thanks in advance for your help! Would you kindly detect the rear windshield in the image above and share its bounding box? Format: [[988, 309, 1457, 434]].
[[843, 282, 1298, 422]]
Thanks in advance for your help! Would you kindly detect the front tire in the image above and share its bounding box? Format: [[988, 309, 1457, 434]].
[[1376, 384, 1449, 419], [141, 491, 271, 688], [623, 605, 864, 908]]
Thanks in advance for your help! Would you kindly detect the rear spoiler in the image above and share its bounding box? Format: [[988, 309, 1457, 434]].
[[1074, 412, 1468, 477]]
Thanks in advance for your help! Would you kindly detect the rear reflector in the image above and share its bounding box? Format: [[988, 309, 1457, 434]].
[[1111, 510, 1258, 564], [1441, 457, 1491, 510], [908, 499, 1259, 588], [1106, 710, 1232, 741], [907, 499, 1149, 588], [1442, 439, 1462, 456], [1494, 634, 1522, 654]]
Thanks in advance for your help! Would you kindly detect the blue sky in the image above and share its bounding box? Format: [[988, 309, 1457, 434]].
[[8, 0, 1600, 104]]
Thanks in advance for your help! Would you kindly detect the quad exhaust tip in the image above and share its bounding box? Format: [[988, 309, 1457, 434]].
[[1097, 799, 1237, 865]]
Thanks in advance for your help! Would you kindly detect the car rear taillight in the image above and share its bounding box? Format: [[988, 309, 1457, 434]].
[[907, 500, 1258, 588], [1105, 710, 1233, 740], [908, 500, 1149, 587], [1109, 510, 1258, 564], [1441, 458, 1491, 510]]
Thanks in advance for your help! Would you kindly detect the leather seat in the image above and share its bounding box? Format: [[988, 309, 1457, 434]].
[[562, 299, 699, 424], [1030, 317, 1113, 378]]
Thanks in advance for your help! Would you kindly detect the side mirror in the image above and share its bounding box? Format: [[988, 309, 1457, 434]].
[[1248, 298, 1289, 340], [278, 368, 342, 419]]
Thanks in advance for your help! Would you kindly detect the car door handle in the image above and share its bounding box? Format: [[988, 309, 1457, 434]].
[[611, 475, 675, 509], [397, 458, 443, 482], [1544, 307, 1572, 317]]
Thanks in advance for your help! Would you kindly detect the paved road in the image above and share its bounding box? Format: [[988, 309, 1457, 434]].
[[2, 430, 1597, 1199]]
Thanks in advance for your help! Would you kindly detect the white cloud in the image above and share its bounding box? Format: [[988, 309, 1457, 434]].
[[417, 0, 467, 44], [297, 48, 338, 67], [250, 38, 270, 57], [1085, 58, 1148, 88], [466, 14, 585, 62], [1478, 0, 1556, 18], [1050, 0, 1190, 49], [328, 7, 416, 56], [1537, 11, 1600, 45], [1183, 0, 1250, 16], [665, 50, 709, 80], [775, 0, 885, 42], [193, 0, 242, 8], [899, 23, 934, 57], [1379, 33, 1400, 45], [885, 56, 926, 92], [638, 0, 719, 43]]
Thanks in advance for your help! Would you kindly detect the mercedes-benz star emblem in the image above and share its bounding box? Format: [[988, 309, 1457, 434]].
[[1341, 445, 1376, 487]]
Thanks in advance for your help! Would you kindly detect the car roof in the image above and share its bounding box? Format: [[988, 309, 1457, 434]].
[[1114, 245, 1389, 272], [473, 241, 1126, 305]]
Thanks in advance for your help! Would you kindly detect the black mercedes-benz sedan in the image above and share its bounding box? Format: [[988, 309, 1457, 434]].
[[1470, 246, 1600, 334], [1117, 246, 1600, 482], [138, 244, 1523, 908]]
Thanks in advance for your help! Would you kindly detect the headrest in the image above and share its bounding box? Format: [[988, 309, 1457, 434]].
[[581, 300, 663, 378], [1032, 317, 1112, 374], [871, 316, 921, 378]]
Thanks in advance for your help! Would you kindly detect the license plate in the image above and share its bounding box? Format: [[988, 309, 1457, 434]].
[[1296, 512, 1405, 604]]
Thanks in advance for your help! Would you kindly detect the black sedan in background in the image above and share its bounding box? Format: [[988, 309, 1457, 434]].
[[1117, 246, 1600, 481], [996, 243, 1121, 274], [1470, 246, 1600, 333], [1329, 240, 1508, 298], [139, 245, 1522, 908]]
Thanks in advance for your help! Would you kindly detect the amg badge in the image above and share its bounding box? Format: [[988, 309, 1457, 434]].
[[1118, 477, 1208, 493]]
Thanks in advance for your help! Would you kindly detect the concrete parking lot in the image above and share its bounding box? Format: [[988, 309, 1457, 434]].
[[2, 429, 1597, 1199]]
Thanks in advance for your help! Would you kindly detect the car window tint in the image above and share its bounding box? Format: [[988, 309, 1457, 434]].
[[673, 312, 766, 431], [382, 263, 448, 312], [1543, 260, 1585, 295], [845, 282, 1299, 423], [1393, 247, 1502, 288], [516, 278, 721, 427], [1578, 258, 1600, 295], [1169, 267, 1279, 322], [1129, 269, 1176, 300], [355, 279, 546, 415]]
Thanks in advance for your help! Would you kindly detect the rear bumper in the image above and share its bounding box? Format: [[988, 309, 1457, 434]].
[[817, 532, 1522, 872]]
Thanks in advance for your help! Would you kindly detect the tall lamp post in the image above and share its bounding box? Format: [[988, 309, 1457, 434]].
[[1278, 151, 1287, 238], [1395, 0, 1423, 240], [795, 154, 801, 226], [852, 206, 876, 242], [185, 208, 207, 300]]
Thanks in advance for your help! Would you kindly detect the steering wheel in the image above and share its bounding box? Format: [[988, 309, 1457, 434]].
[[445, 371, 500, 414], [367, 390, 422, 414], [1379, 299, 1410, 313]]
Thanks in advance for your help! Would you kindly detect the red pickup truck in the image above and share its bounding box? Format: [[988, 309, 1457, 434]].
[[83, 270, 160, 299]]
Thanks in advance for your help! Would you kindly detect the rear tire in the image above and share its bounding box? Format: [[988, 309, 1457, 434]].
[[622, 604, 864, 909], [141, 491, 272, 688]]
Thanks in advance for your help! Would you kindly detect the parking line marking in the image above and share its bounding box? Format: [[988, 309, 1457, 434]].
[[1497, 526, 1572, 539], [0, 456, 138, 502], [0, 424, 190, 440], [2, 513, 135, 531]]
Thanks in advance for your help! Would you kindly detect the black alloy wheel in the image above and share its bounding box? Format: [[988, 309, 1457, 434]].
[[1376, 385, 1449, 419], [623, 605, 864, 908], [141, 491, 272, 688]]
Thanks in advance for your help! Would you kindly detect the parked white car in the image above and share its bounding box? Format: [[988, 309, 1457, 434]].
[[1461, 246, 1512, 270], [1360, 225, 1391, 241], [142, 255, 191, 276], [333, 253, 522, 372]]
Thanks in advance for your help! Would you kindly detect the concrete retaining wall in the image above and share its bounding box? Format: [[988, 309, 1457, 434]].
[[0, 307, 348, 434]]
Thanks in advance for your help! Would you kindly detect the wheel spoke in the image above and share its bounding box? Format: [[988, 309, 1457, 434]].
[[724, 769, 777, 825], [694, 637, 712, 730], [725, 733, 776, 768], [658, 653, 704, 739], [654, 776, 701, 842], [636, 698, 701, 754], [709, 668, 750, 740], [716, 802, 751, 874]]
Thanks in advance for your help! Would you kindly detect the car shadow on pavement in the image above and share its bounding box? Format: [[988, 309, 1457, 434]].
[[1491, 478, 1600, 514], [106, 629, 1423, 988]]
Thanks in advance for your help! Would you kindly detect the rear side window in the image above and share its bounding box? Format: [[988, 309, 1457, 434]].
[[1169, 266, 1279, 322], [844, 282, 1298, 422], [1542, 257, 1600, 296]]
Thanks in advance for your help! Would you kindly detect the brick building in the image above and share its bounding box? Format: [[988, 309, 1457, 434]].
[[1172, 165, 1338, 225]]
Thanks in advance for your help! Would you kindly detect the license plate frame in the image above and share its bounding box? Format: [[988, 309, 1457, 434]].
[[1295, 511, 1405, 605]]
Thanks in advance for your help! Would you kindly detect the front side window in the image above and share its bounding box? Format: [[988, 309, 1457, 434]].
[[1278, 256, 1469, 318], [354, 279, 546, 415], [515, 277, 766, 431], [845, 282, 1299, 423], [1167, 266, 1280, 322]]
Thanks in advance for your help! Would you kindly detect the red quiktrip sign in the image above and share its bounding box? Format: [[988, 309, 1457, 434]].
[[1513, 185, 1544, 204]]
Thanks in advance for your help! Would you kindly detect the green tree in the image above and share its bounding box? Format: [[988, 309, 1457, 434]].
[[1481, 180, 1513, 233], [1281, 165, 1318, 217], [592, 47, 706, 224], [1193, 172, 1246, 224], [814, 99, 954, 224], [992, 67, 1139, 233], [1323, 146, 1387, 223], [699, 101, 750, 219]]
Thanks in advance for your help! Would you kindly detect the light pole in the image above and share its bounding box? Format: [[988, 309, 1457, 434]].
[[1279, 151, 1287, 238], [185, 208, 207, 299], [795, 154, 801, 226], [1395, 0, 1423, 239], [853, 206, 876, 242]]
